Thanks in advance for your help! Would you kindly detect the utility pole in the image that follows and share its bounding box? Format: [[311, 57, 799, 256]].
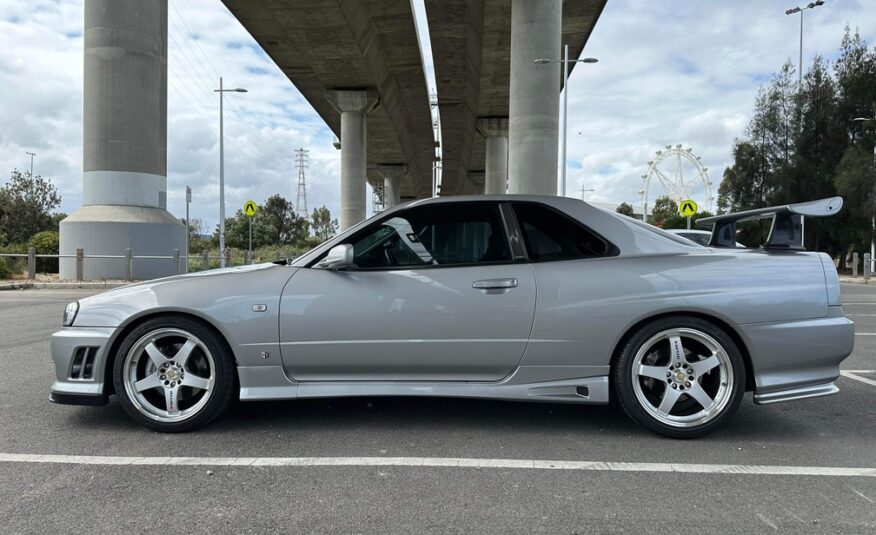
[[294, 148, 309, 216], [25, 151, 36, 177]]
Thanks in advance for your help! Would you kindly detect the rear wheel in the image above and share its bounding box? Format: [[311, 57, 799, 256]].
[[112, 316, 235, 432], [613, 316, 745, 439]]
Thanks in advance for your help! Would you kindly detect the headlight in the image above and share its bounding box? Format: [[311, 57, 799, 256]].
[[63, 301, 79, 326]]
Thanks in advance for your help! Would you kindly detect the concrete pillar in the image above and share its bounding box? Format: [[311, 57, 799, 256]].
[[326, 89, 379, 230], [376, 165, 406, 209], [477, 118, 509, 194], [508, 0, 561, 195], [60, 0, 184, 280]]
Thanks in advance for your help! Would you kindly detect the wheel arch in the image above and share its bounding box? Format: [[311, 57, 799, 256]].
[[101, 310, 240, 396], [609, 311, 755, 391]]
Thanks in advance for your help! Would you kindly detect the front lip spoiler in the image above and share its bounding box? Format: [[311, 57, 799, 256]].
[[49, 391, 108, 406], [753, 382, 839, 405]]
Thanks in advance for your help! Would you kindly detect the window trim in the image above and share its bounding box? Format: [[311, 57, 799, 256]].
[[508, 201, 620, 263], [306, 200, 519, 271]]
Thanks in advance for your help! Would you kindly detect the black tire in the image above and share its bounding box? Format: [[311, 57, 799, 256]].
[[112, 315, 235, 432], [612, 316, 745, 439]]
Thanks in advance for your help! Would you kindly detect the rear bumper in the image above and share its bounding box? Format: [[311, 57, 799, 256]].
[[49, 327, 116, 403], [740, 306, 854, 401]]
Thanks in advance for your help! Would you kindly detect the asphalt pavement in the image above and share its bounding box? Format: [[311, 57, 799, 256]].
[[0, 286, 874, 533]]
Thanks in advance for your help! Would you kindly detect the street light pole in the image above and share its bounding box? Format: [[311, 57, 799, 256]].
[[185, 186, 192, 274], [25, 151, 35, 177], [785, 1, 825, 88], [534, 50, 598, 197], [213, 77, 247, 268]]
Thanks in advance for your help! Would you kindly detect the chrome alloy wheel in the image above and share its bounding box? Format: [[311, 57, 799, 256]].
[[122, 328, 215, 423], [631, 327, 734, 428]]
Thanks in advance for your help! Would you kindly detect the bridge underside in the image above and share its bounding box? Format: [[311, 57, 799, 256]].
[[222, 0, 435, 202], [427, 0, 606, 195]]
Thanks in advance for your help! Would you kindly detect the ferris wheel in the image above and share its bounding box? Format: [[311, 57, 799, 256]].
[[639, 144, 713, 221]]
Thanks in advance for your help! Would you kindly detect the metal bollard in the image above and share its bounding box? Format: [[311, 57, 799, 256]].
[[226, 252, 231, 267], [244, 250, 251, 265], [865, 253, 871, 282], [27, 247, 36, 280], [173, 249, 180, 275], [853, 252, 859, 277], [75, 248, 84, 282], [201, 251, 209, 271], [125, 249, 133, 281]]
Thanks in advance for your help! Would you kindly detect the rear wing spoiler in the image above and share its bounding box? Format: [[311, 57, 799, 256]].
[[695, 197, 843, 250]]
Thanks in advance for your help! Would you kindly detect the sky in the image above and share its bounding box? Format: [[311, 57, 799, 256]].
[[1, 0, 875, 229]]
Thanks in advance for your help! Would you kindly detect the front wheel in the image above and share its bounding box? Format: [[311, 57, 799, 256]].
[[112, 316, 235, 432], [613, 316, 745, 439]]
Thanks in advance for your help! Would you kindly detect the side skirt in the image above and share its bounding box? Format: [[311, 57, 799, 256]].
[[237, 365, 609, 405]]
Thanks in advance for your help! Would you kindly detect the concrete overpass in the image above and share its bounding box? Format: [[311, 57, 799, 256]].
[[426, 0, 607, 195], [221, 0, 436, 229], [62, 0, 606, 279]]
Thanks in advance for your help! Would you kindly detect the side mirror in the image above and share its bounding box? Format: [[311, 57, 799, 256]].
[[315, 244, 354, 270]]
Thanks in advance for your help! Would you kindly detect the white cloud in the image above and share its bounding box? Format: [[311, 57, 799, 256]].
[[2, 0, 875, 229]]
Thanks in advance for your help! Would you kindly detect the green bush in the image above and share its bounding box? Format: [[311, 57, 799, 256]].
[[0, 257, 11, 279], [28, 230, 60, 273], [0, 243, 26, 276]]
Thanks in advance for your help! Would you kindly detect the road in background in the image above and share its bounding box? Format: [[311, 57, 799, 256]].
[[0, 286, 874, 533]]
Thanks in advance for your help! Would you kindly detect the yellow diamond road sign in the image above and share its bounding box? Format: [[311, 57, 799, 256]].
[[679, 199, 698, 217], [243, 200, 258, 217]]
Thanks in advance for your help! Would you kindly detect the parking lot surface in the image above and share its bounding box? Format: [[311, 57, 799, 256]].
[[1, 286, 874, 533]]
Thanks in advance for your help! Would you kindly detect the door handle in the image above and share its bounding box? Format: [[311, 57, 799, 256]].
[[472, 278, 518, 290]]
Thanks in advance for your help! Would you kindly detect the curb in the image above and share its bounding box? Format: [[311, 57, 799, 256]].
[[839, 277, 869, 285]]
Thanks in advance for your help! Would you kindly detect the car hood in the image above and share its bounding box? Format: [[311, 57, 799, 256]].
[[72, 263, 297, 327]]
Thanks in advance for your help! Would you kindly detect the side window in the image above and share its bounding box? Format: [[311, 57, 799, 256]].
[[512, 203, 613, 261], [350, 203, 511, 269]]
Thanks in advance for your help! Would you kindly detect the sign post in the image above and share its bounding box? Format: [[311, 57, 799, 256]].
[[243, 200, 258, 264], [679, 199, 698, 229]]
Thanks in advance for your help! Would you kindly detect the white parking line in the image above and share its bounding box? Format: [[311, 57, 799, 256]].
[[0, 453, 873, 477], [841, 370, 876, 387], [854, 333, 876, 336]]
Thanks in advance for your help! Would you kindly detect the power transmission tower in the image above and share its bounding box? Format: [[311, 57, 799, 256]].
[[294, 148, 309, 216]]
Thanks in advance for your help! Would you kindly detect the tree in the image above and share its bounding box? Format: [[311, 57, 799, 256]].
[[311, 205, 339, 241], [180, 217, 210, 254], [214, 194, 310, 249], [615, 202, 635, 217], [0, 170, 61, 245], [650, 196, 678, 227]]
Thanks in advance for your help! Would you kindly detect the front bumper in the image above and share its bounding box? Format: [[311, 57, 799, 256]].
[[741, 306, 854, 403], [49, 327, 116, 405]]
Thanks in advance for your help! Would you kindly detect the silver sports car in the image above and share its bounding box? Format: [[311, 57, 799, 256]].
[[50, 195, 853, 438]]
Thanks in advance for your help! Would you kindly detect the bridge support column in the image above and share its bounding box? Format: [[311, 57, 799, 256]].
[[60, 0, 184, 280], [477, 118, 509, 194], [508, 0, 561, 195], [326, 89, 379, 230], [376, 165, 406, 209]]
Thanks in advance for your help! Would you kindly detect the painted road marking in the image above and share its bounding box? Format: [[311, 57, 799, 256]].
[[841, 370, 876, 387], [0, 453, 873, 477], [854, 333, 876, 336]]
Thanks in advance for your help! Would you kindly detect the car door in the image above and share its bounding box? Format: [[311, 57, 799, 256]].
[[278, 201, 536, 382]]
